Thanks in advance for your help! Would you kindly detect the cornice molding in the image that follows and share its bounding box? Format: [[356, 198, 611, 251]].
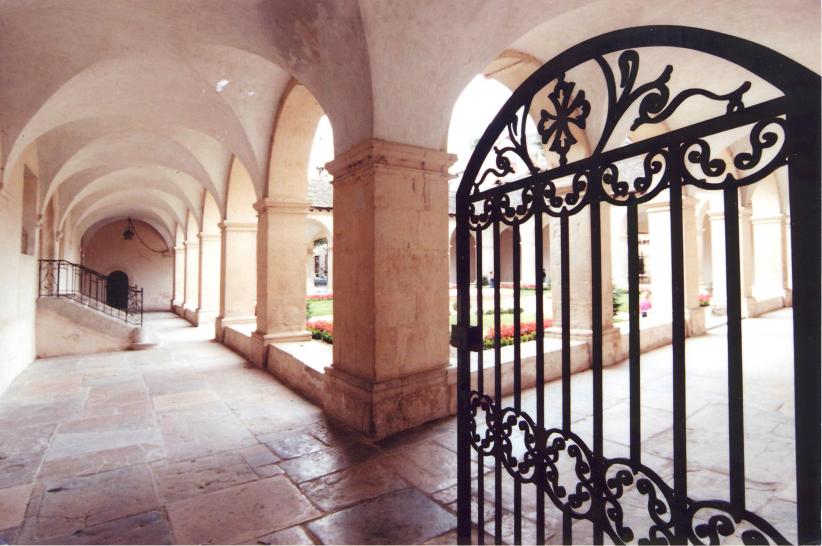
[[326, 138, 456, 180]]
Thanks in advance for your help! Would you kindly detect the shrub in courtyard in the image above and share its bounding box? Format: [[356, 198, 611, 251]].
[[698, 293, 711, 307], [307, 320, 333, 344]]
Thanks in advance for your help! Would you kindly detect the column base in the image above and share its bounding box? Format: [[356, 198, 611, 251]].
[[249, 330, 312, 367], [182, 306, 198, 325], [545, 326, 622, 368], [172, 303, 185, 316], [193, 309, 218, 326], [686, 307, 706, 336], [215, 315, 257, 340], [324, 366, 450, 439]]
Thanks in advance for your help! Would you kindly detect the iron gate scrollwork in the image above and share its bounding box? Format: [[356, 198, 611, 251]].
[[454, 26, 820, 545]]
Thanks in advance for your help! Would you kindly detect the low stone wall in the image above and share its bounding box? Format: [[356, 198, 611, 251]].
[[36, 298, 134, 358]]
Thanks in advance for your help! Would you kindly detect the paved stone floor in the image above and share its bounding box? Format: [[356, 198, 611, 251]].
[[0, 309, 797, 544]]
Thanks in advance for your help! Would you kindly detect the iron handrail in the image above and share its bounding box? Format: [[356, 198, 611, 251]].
[[38, 259, 143, 326]]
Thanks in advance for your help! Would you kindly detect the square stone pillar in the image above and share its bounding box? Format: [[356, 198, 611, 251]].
[[248, 199, 311, 366], [547, 202, 622, 366], [782, 214, 792, 305], [172, 245, 185, 312], [324, 139, 455, 438], [752, 214, 785, 300], [215, 221, 258, 339], [709, 206, 756, 318], [646, 196, 705, 335], [195, 232, 221, 326], [182, 240, 199, 322]]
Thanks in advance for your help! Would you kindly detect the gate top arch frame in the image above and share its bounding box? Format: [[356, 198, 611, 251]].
[[453, 25, 820, 545]]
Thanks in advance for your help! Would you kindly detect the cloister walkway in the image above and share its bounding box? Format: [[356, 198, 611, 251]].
[[0, 310, 796, 544]]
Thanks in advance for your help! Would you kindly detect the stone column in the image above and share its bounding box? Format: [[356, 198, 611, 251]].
[[646, 196, 704, 335], [708, 210, 728, 314], [739, 206, 757, 317], [172, 244, 185, 312], [752, 214, 785, 299], [326, 244, 334, 291], [215, 221, 258, 339], [306, 247, 316, 294], [708, 205, 757, 318], [182, 239, 199, 323], [519, 224, 537, 285], [248, 198, 311, 366], [547, 201, 622, 365], [195, 232, 221, 326], [782, 214, 792, 305], [324, 139, 454, 438]]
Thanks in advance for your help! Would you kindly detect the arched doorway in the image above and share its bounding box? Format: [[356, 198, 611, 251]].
[[453, 26, 820, 544], [106, 270, 129, 310]]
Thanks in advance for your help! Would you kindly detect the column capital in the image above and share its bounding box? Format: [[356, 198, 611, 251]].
[[173, 245, 185, 252], [218, 221, 257, 232], [254, 198, 310, 215], [183, 240, 199, 248], [197, 232, 221, 242], [326, 138, 456, 180]]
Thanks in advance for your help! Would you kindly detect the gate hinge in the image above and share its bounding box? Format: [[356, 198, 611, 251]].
[[450, 325, 483, 351]]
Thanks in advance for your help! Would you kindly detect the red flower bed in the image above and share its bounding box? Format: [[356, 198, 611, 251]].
[[307, 320, 333, 343], [307, 294, 334, 301], [483, 320, 553, 348]]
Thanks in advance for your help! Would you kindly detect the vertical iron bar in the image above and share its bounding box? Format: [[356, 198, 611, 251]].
[[493, 218, 502, 545], [590, 199, 604, 545], [533, 209, 546, 546], [512, 222, 522, 545], [723, 187, 745, 515], [787, 103, 821, 545], [560, 212, 571, 545], [56, 260, 61, 297], [477, 229, 485, 545], [456, 206, 472, 545], [669, 161, 688, 544], [627, 201, 641, 463]]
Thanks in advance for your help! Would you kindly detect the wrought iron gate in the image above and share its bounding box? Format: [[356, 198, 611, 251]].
[[453, 26, 820, 544]]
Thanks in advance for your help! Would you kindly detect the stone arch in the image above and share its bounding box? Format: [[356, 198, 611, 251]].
[[267, 82, 328, 200]]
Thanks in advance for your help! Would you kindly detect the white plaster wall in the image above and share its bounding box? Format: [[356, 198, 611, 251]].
[[0, 149, 39, 394], [83, 219, 173, 311]]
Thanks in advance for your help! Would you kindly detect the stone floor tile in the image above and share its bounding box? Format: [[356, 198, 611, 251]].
[[255, 525, 316, 545], [23, 464, 159, 541], [259, 430, 328, 459], [0, 424, 56, 489], [166, 475, 321, 545], [38, 445, 152, 481], [279, 443, 380, 484], [381, 440, 458, 494], [306, 488, 456, 545], [0, 526, 19, 544], [252, 463, 284, 478], [45, 412, 164, 462], [151, 389, 219, 411], [155, 401, 257, 461], [299, 461, 407, 512], [33, 510, 173, 545], [236, 444, 281, 468], [151, 451, 258, 504], [0, 483, 33, 532], [229, 397, 324, 436]]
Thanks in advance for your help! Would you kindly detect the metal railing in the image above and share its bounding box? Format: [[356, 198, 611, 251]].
[[38, 259, 143, 326]]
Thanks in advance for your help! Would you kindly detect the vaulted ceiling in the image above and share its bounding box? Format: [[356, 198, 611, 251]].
[[0, 0, 817, 245]]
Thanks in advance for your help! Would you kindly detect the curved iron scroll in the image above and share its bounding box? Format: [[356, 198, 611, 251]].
[[468, 392, 789, 545]]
